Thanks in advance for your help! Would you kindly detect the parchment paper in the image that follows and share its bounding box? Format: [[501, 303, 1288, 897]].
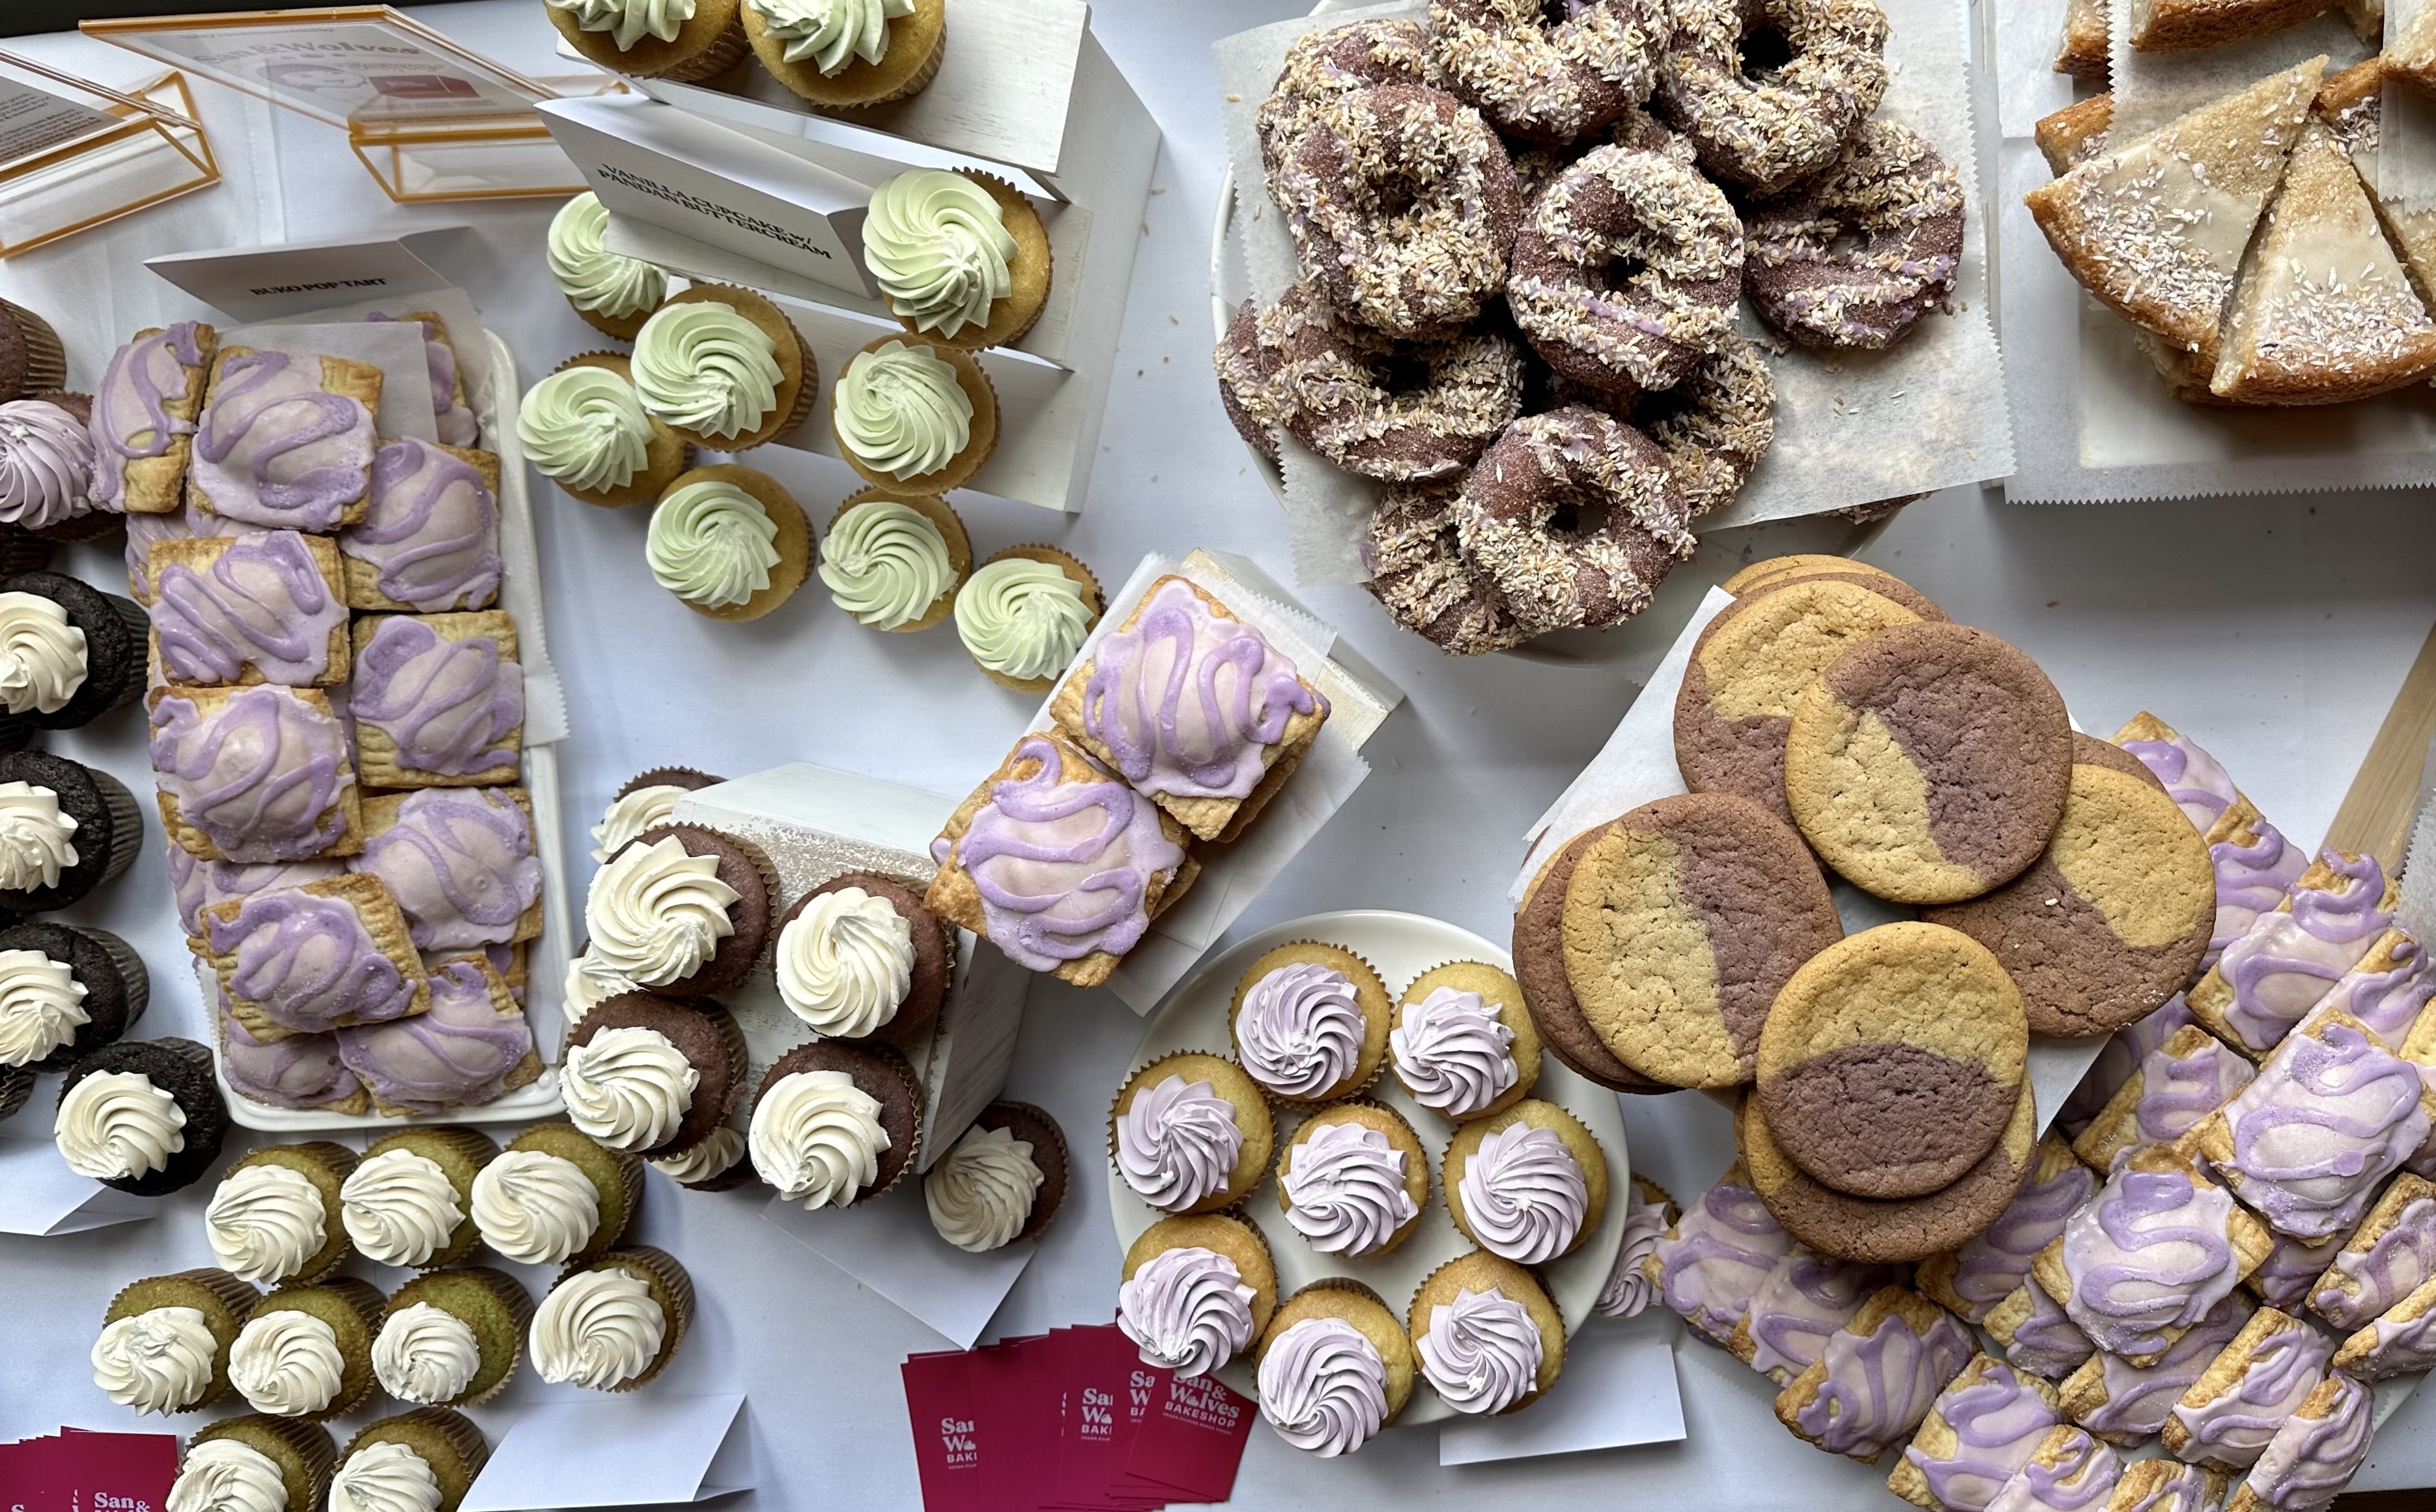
[[217, 318, 437, 443], [1212, 0, 2013, 585], [2108, 0, 2366, 136]]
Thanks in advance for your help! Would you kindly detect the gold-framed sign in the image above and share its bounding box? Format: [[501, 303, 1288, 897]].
[[0, 52, 220, 259]]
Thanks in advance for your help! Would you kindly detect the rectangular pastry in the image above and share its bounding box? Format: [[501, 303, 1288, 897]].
[[2187, 852, 2398, 1057], [2033, 1146, 2272, 1365], [2110, 713, 2241, 834], [2071, 1025, 2254, 1173], [1984, 1425, 2119, 1512], [350, 610, 523, 789], [1643, 1161, 1800, 1349], [2201, 798, 2308, 969], [2330, 1273, 2436, 1381], [335, 953, 540, 1117], [1049, 574, 1329, 843], [350, 787, 544, 953], [2313, 927, 2433, 1048], [339, 437, 502, 613], [215, 989, 367, 1115], [166, 847, 345, 952], [2058, 1294, 2251, 1446], [146, 531, 352, 688], [2161, 1306, 2334, 1471], [2052, 0, 2108, 78], [91, 321, 216, 515], [203, 873, 430, 1043], [2058, 998, 2193, 1134], [1773, 1287, 1974, 1463], [190, 346, 381, 531], [2306, 1173, 2436, 1330], [2224, 1373, 2374, 1512], [1729, 1249, 1897, 1384], [369, 310, 479, 447], [1986, 1282, 2096, 1382], [1888, 1353, 2062, 1511], [150, 683, 362, 861], [926, 731, 1196, 988], [2106, 1461, 2226, 1512], [2248, 1226, 2355, 1313], [1919, 1137, 2094, 1324], [2186, 1004, 2435, 1242]]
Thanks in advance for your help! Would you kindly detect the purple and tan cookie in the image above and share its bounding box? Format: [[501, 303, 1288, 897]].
[[2069, 1025, 2254, 1173], [1773, 1287, 1976, 1463], [1888, 1352, 2063, 1511], [2057, 1293, 2252, 1446], [1739, 1081, 2040, 1265], [1558, 792, 1843, 1089], [1673, 575, 1934, 822], [1756, 922, 2028, 1199], [2307, 1173, 2436, 1330], [1925, 744, 2215, 1039], [1919, 1136, 2095, 1324], [2032, 1147, 2273, 1365], [1512, 824, 1667, 1093], [2161, 1306, 2333, 1471], [1784, 623, 2075, 905]]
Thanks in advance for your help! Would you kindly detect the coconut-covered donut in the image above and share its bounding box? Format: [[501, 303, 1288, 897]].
[[1635, 328, 1774, 518], [1256, 20, 1439, 178], [1266, 282, 1526, 481], [1507, 143, 1745, 396], [1213, 298, 1294, 463], [1273, 85, 1523, 339], [1364, 481, 1533, 656], [1428, 0, 1671, 145], [1744, 120, 1962, 350], [1658, 0, 1891, 196], [1510, 104, 1697, 200], [1452, 405, 1694, 634]]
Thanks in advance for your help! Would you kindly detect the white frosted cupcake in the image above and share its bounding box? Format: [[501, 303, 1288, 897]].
[[818, 489, 971, 632], [953, 545, 1103, 693], [644, 465, 810, 622], [545, 193, 670, 340], [530, 1247, 693, 1392]]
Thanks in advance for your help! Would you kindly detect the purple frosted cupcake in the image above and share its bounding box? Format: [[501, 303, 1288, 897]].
[[337, 957, 540, 1116], [350, 789, 543, 953], [218, 997, 367, 1115], [340, 437, 501, 613], [0, 395, 104, 542]]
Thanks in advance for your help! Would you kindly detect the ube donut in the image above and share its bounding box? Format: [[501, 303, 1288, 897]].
[[1452, 405, 1694, 634], [1510, 104, 1697, 201], [1273, 84, 1522, 338], [1658, 0, 1891, 196], [1256, 20, 1438, 178], [1744, 121, 1962, 350], [1268, 282, 1526, 482], [1507, 143, 1746, 395], [1364, 481, 1533, 656], [1636, 329, 1774, 519], [1213, 298, 1294, 462], [1428, 0, 1671, 144]]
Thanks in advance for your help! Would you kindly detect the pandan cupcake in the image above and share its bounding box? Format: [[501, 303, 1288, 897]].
[[334, 1410, 490, 1512], [630, 285, 815, 451], [563, 994, 750, 1156], [581, 824, 774, 998], [229, 1277, 384, 1420], [374, 1268, 534, 1408], [1408, 1252, 1564, 1416], [645, 465, 812, 621], [1442, 1098, 1609, 1266], [1256, 1281, 1417, 1455], [925, 1100, 1068, 1252], [830, 337, 997, 493], [0, 751, 144, 913], [174, 1416, 337, 1512], [590, 766, 725, 865], [92, 1268, 259, 1415], [472, 1123, 644, 1266], [649, 1122, 752, 1190], [1389, 962, 1541, 1123], [543, 0, 748, 81], [954, 545, 1101, 693], [818, 489, 970, 632], [531, 1246, 695, 1392], [0, 298, 66, 402], [55, 1038, 227, 1196], [1276, 1101, 1427, 1259], [771, 871, 950, 1044], [546, 193, 670, 341], [518, 356, 690, 508], [205, 1142, 360, 1287], [1229, 942, 1393, 1105], [339, 1126, 499, 1268], [0, 921, 148, 1072], [862, 169, 1053, 351], [743, 0, 945, 106], [1117, 1212, 1277, 1379], [0, 395, 104, 540], [1110, 1052, 1274, 1216], [749, 1039, 924, 1209], [0, 572, 150, 729]]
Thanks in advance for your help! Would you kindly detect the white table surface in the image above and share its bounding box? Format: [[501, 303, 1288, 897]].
[[3, 3, 2435, 1507]]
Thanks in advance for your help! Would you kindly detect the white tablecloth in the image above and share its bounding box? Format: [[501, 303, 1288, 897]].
[[4, 3, 2435, 1506]]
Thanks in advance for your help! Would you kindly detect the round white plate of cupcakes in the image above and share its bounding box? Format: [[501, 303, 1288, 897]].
[[1106, 908, 1630, 1438]]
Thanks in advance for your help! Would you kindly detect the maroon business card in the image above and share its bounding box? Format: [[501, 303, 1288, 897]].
[[1120, 1366, 1254, 1505]]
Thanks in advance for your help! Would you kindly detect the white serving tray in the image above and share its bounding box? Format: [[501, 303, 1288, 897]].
[[1107, 908, 1630, 1429]]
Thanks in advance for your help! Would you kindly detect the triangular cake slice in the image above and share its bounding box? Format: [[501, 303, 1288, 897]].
[[2026, 58, 2325, 371], [2035, 94, 2116, 175], [2315, 58, 2436, 306], [2386, 0, 2436, 90], [2056, 0, 2110, 79], [2132, 0, 2344, 51], [2212, 119, 2436, 401]]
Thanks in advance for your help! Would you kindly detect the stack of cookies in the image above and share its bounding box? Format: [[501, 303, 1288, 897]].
[[928, 574, 1331, 988]]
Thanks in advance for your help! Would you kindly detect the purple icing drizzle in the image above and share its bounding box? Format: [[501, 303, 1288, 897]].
[[2355, 1300, 2436, 1380], [1990, 1429, 2117, 1511], [2242, 1372, 2372, 1512], [2170, 1322, 2332, 1467], [2061, 998, 2195, 1132], [1078, 579, 1324, 800], [2119, 733, 2238, 832], [1903, 1361, 2061, 1509], [2251, 1227, 2351, 1311], [193, 348, 374, 530], [344, 437, 500, 612], [2002, 1285, 2095, 1380], [206, 884, 415, 1033], [150, 685, 352, 862], [217, 1001, 358, 1109], [2134, 1037, 2255, 1147], [2063, 1168, 2239, 1358], [152, 529, 348, 686], [350, 787, 539, 951], [169, 847, 343, 938], [1949, 1158, 2097, 1320], [350, 615, 522, 777], [1745, 1253, 1897, 1380], [2223, 1018, 2429, 1242], [89, 322, 205, 508], [2319, 931, 2435, 1046], [1654, 1173, 1798, 1345], [2312, 1195, 2436, 1329], [2221, 851, 2396, 1054], [1791, 1303, 1974, 1460], [335, 957, 530, 1113], [2079, 1293, 2250, 1438], [2210, 815, 2307, 966], [935, 735, 1185, 973]]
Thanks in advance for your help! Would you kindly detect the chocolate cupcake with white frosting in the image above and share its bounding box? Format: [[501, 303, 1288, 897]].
[[924, 1101, 1066, 1252], [589, 767, 724, 865], [0, 920, 147, 1072], [0, 572, 148, 729], [750, 1040, 922, 1209], [55, 1037, 225, 1196], [772, 871, 949, 1045], [582, 824, 772, 998], [0, 750, 143, 913], [562, 994, 748, 1158]]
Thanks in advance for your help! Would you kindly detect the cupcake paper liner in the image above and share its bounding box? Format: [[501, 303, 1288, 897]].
[[87, 766, 145, 888], [1231, 939, 1393, 1106], [0, 1065, 30, 1121], [618, 766, 726, 799], [978, 1100, 1068, 1242], [656, 8, 748, 82], [855, 1040, 925, 1205], [564, 1246, 695, 1393], [385, 1266, 535, 1408], [0, 526, 52, 579], [508, 1123, 645, 1261], [347, 1405, 492, 1489], [81, 925, 152, 1033], [570, 298, 652, 344], [827, 489, 972, 633], [113, 1267, 264, 1328], [195, 1414, 338, 1509], [3, 301, 66, 396]]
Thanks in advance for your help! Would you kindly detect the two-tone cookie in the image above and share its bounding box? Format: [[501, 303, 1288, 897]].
[[1511, 824, 1665, 1093], [1784, 623, 2074, 905]]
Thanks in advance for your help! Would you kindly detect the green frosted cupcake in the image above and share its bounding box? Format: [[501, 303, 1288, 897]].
[[93, 1268, 260, 1415], [341, 1126, 498, 1268], [205, 1141, 358, 1286], [178, 1415, 337, 1512], [472, 1123, 644, 1266], [336, 1408, 490, 1512], [374, 1267, 534, 1408], [229, 1277, 384, 1421]]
